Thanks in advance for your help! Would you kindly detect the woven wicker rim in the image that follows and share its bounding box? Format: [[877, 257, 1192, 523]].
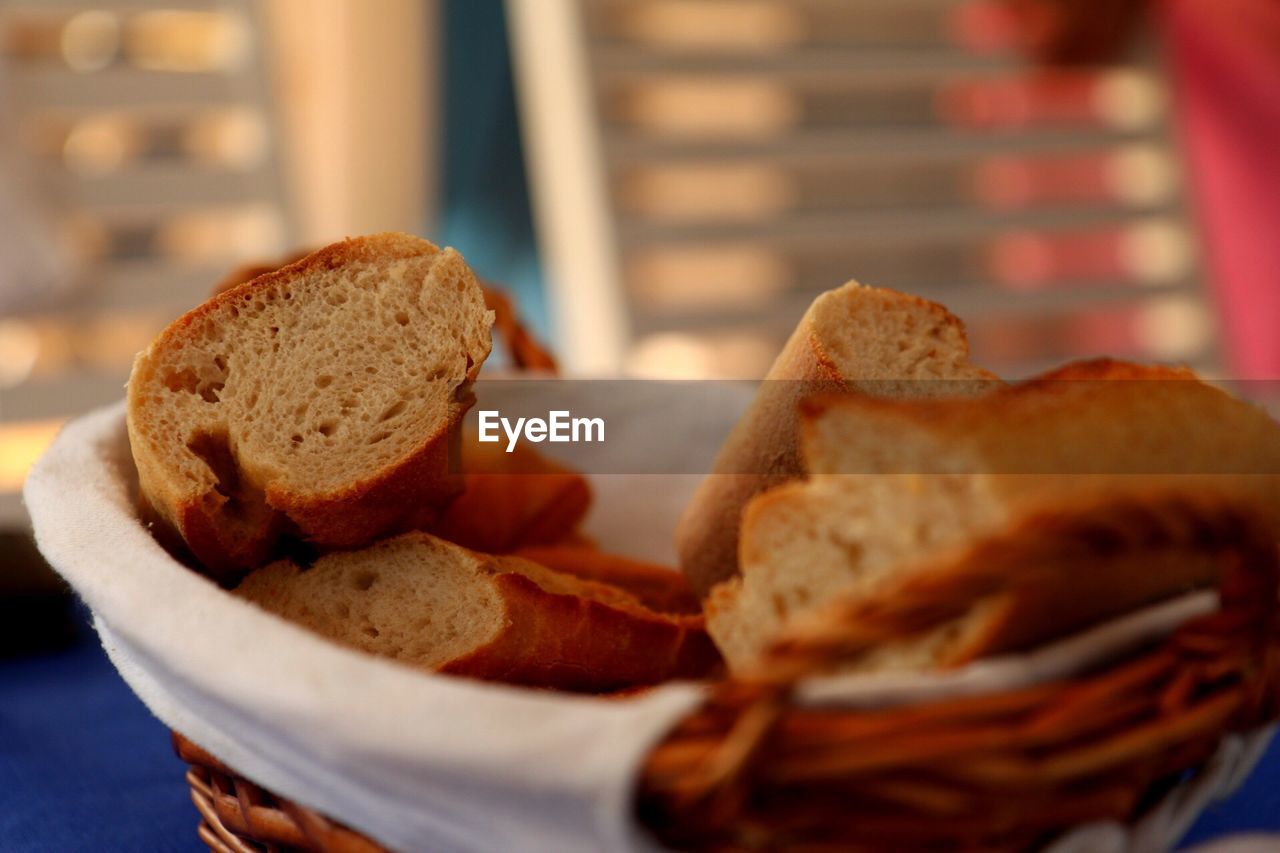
[[176, 733, 388, 853]]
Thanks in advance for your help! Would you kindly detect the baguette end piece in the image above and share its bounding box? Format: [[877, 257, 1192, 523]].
[[676, 281, 994, 598], [235, 532, 722, 691]]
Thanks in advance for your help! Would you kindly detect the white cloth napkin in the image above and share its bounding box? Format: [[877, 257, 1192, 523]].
[[24, 402, 703, 853], [24, 401, 1276, 852]]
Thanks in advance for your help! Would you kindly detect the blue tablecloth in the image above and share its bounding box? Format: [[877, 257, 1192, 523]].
[[1, 607, 1277, 852], [0, 610, 198, 852]]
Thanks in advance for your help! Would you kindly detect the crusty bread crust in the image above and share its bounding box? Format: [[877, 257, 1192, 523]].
[[128, 233, 492, 580], [675, 282, 994, 597], [209, 249, 314, 298], [798, 358, 1200, 438], [674, 321, 842, 598], [442, 570, 720, 690], [513, 545, 703, 615], [759, 493, 1274, 675], [432, 437, 591, 553], [796, 357, 1280, 484], [235, 531, 721, 692], [709, 357, 1280, 673]]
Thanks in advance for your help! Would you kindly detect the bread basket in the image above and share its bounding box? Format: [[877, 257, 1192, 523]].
[[26, 395, 1280, 852]]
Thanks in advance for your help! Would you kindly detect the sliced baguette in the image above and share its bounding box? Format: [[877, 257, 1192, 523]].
[[760, 493, 1276, 675], [709, 359, 1280, 673], [127, 233, 492, 580], [675, 282, 998, 597], [234, 531, 721, 691], [214, 256, 557, 374]]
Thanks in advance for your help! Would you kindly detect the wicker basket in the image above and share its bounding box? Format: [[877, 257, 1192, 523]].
[[174, 497, 1280, 852], [174, 733, 387, 853]]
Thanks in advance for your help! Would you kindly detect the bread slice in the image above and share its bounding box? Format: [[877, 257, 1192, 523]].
[[234, 531, 721, 691], [709, 359, 1280, 673], [675, 282, 998, 597], [759, 492, 1276, 676], [431, 433, 591, 553], [127, 234, 493, 580], [214, 256, 557, 374]]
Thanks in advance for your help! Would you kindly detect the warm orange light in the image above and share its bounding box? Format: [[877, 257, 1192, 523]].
[[125, 10, 249, 73], [0, 420, 65, 494]]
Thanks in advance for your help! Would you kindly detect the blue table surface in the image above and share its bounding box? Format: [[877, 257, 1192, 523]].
[[2, 607, 1277, 853]]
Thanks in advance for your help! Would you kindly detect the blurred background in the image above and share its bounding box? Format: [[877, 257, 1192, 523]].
[[2, 0, 1279, 589]]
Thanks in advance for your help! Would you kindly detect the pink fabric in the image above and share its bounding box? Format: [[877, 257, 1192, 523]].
[[1161, 0, 1280, 378]]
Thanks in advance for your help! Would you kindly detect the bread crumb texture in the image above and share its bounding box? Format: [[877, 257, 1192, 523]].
[[235, 533, 505, 668], [710, 359, 1280, 673], [127, 233, 493, 574]]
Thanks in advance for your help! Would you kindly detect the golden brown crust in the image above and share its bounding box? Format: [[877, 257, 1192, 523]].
[[431, 439, 591, 553], [203, 234, 440, 315], [798, 358, 1200, 425], [176, 495, 280, 577], [157, 419, 462, 575], [794, 357, 1279, 487], [1026, 357, 1198, 383], [442, 571, 722, 691], [513, 546, 703, 615], [675, 324, 845, 598], [714, 355, 1280, 672], [209, 249, 314, 298], [266, 426, 465, 550], [937, 491, 1262, 666], [234, 530, 722, 692], [675, 282, 991, 598], [760, 492, 1274, 677]]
